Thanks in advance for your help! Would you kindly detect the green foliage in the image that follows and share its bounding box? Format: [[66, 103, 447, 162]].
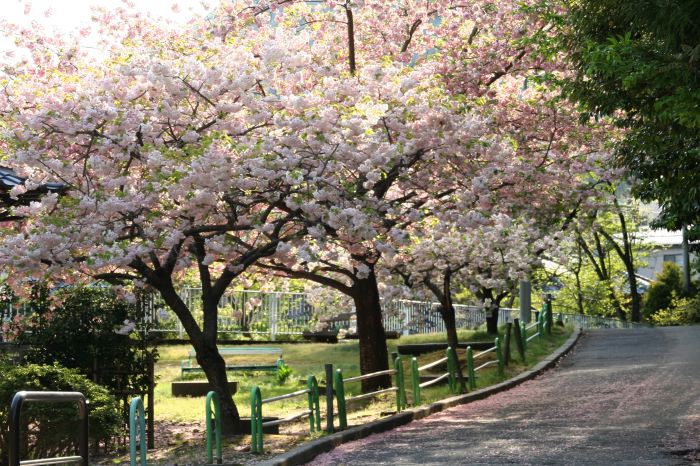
[[275, 362, 294, 385], [15, 285, 157, 399], [651, 293, 700, 326], [541, 0, 700, 228], [642, 262, 684, 319], [0, 363, 121, 464], [552, 264, 627, 318]]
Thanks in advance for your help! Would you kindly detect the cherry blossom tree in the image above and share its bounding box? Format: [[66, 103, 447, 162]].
[[0, 0, 493, 418], [0, 0, 622, 426], [385, 0, 617, 339], [0, 6, 320, 431]]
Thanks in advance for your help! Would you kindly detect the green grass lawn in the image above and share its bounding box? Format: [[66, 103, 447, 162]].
[[153, 325, 571, 423]]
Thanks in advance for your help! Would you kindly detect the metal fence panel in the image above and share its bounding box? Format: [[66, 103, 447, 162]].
[[4, 288, 646, 340]]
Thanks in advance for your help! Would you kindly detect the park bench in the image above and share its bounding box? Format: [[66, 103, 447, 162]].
[[180, 347, 284, 376], [397, 341, 493, 356]]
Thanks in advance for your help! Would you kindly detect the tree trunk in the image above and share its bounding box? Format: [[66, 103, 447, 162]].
[[190, 335, 242, 434], [575, 270, 585, 315], [155, 283, 242, 434], [351, 270, 391, 392], [485, 303, 499, 335], [440, 272, 466, 392], [439, 302, 467, 392], [443, 305, 460, 352], [624, 261, 642, 322], [607, 286, 627, 321], [477, 288, 500, 335]]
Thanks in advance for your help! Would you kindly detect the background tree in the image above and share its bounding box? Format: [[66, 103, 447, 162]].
[[543, 0, 700, 230], [573, 186, 646, 321], [0, 3, 322, 431]]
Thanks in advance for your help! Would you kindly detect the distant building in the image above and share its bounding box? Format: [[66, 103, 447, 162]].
[[636, 229, 695, 281]]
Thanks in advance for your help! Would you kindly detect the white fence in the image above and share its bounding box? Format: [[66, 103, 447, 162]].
[[558, 312, 647, 329], [3, 287, 647, 341], [139, 289, 522, 339], [141, 288, 316, 339]]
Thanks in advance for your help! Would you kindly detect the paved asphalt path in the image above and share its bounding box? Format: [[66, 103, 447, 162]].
[[309, 326, 700, 465]]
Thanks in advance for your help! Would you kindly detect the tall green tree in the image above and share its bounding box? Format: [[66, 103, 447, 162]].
[[543, 0, 700, 229]]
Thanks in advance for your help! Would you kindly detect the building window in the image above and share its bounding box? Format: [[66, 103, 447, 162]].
[[663, 254, 681, 264]]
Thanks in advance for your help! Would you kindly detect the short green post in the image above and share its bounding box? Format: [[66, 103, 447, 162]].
[[466, 346, 476, 391], [334, 369, 347, 429], [395, 356, 407, 412], [521, 321, 527, 354], [411, 357, 421, 405], [495, 337, 504, 376], [306, 376, 321, 432], [205, 391, 222, 464], [250, 386, 263, 454], [447, 347, 458, 394], [130, 397, 147, 466]]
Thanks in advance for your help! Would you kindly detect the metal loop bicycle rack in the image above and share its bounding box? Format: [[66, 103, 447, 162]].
[[8, 391, 89, 466]]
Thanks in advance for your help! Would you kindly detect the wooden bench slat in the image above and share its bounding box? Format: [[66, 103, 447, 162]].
[[187, 347, 283, 357], [181, 347, 285, 375], [182, 364, 279, 373]]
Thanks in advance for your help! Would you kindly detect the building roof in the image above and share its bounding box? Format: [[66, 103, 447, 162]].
[[0, 166, 67, 222], [636, 229, 683, 247]]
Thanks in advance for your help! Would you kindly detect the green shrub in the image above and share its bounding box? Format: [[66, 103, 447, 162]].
[[0, 363, 121, 465], [15, 285, 157, 398], [651, 294, 700, 326], [276, 362, 294, 385], [642, 262, 684, 319]]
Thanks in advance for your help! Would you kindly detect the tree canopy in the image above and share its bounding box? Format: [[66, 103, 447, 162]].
[[546, 0, 700, 229]]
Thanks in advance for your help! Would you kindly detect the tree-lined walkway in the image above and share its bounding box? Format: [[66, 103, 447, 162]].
[[310, 327, 700, 465]]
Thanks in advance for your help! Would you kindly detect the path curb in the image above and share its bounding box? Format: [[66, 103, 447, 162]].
[[258, 327, 582, 466]]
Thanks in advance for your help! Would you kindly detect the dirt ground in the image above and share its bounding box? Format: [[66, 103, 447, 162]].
[[94, 418, 311, 465]]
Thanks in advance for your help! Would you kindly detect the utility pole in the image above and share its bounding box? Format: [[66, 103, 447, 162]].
[[682, 225, 691, 294]]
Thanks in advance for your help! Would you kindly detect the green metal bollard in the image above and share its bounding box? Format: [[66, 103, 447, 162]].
[[205, 391, 222, 464], [447, 347, 458, 394], [129, 397, 147, 466], [307, 376, 321, 432], [495, 337, 504, 376], [503, 325, 512, 366], [250, 387, 263, 454], [411, 357, 421, 406], [466, 346, 476, 391], [334, 369, 347, 429], [395, 356, 407, 412], [314, 376, 322, 430]]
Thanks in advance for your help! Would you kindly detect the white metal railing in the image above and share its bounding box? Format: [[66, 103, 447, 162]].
[[3, 286, 649, 342], [138, 289, 522, 339]]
